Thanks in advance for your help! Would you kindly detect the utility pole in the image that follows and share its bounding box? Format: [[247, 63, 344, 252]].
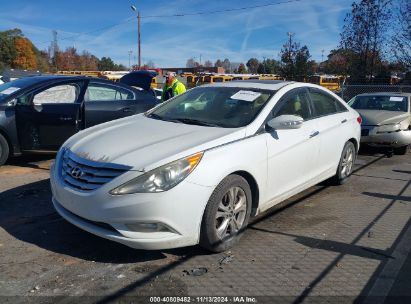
[[131, 5, 141, 70], [287, 32, 294, 61], [138, 11, 141, 69], [321, 49, 325, 62], [263, 56, 266, 73], [286, 32, 294, 79], [128, 50, 133, 70]]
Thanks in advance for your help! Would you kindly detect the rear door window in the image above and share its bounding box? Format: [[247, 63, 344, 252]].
[[85, 82, 134, 102], [309, 90, 343, 117]]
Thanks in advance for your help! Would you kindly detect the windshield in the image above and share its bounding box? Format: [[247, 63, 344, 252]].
[[349, 95, 409, 112], [0, 77, 39, 101], [148, 86, 274, 128]]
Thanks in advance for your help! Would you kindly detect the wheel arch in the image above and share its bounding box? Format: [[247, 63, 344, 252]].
[[0, 127, 13, 156], [348, 137, 359, 152], [231, 170, 260, 217]]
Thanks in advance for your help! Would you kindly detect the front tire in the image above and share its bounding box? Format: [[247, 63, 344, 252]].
[[394, 146, 408, 155], [332, 141, 356, 185], [200, 175, 252, 252], [0, 133, 10, 166]]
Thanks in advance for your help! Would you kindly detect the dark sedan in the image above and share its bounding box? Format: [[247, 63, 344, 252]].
[[0, 75, 159, 165]]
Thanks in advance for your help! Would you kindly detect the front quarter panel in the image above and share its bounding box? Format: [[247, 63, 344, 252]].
[[186, 133, 268, 210], [0, 104, 20, 155]]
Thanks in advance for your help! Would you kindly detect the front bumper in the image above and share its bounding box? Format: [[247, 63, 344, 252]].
[[50, 163, 214, 250], [361, 128, 411, 148]]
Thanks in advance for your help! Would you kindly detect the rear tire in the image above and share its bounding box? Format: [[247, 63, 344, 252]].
[[200, 175, 252, 252], [331, 141, 356, 185], [0, 133, 9, 166], [394, 146, 408, 155]]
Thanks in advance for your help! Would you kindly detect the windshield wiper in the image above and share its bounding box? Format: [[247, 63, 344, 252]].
[[172, 118, 220, 127], [147, 113, 177, 122]]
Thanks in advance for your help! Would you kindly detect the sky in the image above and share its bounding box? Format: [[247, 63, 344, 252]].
[[0, 0, 355, 68]]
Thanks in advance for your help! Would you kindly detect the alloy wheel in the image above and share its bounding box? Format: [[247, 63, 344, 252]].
[[215, 186, 247, 239], [341, 146, 354, 178]]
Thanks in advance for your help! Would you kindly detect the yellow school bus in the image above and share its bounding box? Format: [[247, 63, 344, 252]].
[[56, 70, 103, 78], [308, 75, 344, 92], [203, 75, 234, 83]]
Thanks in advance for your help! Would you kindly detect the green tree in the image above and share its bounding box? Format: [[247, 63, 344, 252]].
[[294, 46, 311, 80], [98, 57, 115, 70], [279, 36, 312, 80], [0, 28, 23, 69]]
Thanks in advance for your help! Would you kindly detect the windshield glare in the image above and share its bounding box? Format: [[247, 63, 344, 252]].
[[149, 87, 274, 128], [350, 95, 409, 112]]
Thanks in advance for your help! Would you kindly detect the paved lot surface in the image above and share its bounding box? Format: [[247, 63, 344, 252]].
[[0, 150, 410, 303]]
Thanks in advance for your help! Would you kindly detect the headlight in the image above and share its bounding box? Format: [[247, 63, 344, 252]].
[[377, 123, 401, 133], [110, 152, 203, 195]]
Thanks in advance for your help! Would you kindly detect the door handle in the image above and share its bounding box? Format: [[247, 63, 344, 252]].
[[341, 119, 347, 124], [309, 131, 319, 138], [59, 116, 73, 121], [122, 107, 132, 113]]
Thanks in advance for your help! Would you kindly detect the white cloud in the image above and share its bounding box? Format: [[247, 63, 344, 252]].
[[0, 0, 354, 66]]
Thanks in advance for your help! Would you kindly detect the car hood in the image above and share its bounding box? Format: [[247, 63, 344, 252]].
[[65, 115, 245, 171], [120, 70, 156, 91], [357, 110, 409, 126]]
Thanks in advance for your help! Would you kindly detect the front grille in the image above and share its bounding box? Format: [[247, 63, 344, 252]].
[[60, 149, 131, 191]]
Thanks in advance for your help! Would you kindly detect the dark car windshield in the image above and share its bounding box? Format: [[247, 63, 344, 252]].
[[147, 86, 274, 128], [0, 77, 41, 101], [350, 95, 409, 112]]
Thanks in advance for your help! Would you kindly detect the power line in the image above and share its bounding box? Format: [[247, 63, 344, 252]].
[[34, 0, 305, 48], [35, 17, 135, 46], [141, 0, 304, 18]]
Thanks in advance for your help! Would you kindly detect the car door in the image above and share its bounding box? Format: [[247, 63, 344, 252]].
[[83, 81, 157, 127], [15, 80, 85, 151], [264, 88, 320, 207], [307, 88, 350, 176]]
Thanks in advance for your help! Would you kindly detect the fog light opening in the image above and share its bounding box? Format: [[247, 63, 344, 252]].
[[126, 222, 177, 233]]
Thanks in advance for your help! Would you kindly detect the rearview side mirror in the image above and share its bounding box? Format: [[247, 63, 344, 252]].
[[6, 98, 17, 107], [266, 115, 304, 130]]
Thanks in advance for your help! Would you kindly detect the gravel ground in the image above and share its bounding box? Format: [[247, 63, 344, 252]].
[[0, 149, 410, 303]]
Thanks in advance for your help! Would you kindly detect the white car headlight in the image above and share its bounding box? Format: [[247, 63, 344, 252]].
[[377, 123, 401, 133], [110, 152, 203, 195]]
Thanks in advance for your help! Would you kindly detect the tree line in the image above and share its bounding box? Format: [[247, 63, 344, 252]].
[[186, 0, 410, 83], [1, 0, 410, 83], [0, 28, 127, 73]]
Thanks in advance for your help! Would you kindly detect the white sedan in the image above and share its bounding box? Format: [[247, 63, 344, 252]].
[[50, 81, 361, 252]]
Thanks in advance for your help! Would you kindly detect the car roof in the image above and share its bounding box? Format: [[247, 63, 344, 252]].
[[203, 80, 294, 90], [356, 92, 411, 97]]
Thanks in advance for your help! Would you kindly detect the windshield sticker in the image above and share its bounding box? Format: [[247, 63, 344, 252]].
[[230, 90, 261, 102], [0, 87, 20, 95], [389, 96, 404, 102]]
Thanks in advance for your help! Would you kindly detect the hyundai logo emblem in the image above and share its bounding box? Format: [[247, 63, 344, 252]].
[[71, 167, 84, 179]]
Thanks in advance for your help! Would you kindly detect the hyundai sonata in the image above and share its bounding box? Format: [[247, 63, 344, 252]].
[[50, 80, 361, 252]]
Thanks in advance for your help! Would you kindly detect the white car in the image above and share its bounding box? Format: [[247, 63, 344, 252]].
[[348, 92, 411, 155], [50, 81, 361, 252]]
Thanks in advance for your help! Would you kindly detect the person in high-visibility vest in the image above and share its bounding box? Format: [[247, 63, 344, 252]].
[[161, 71, 186, 102]]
